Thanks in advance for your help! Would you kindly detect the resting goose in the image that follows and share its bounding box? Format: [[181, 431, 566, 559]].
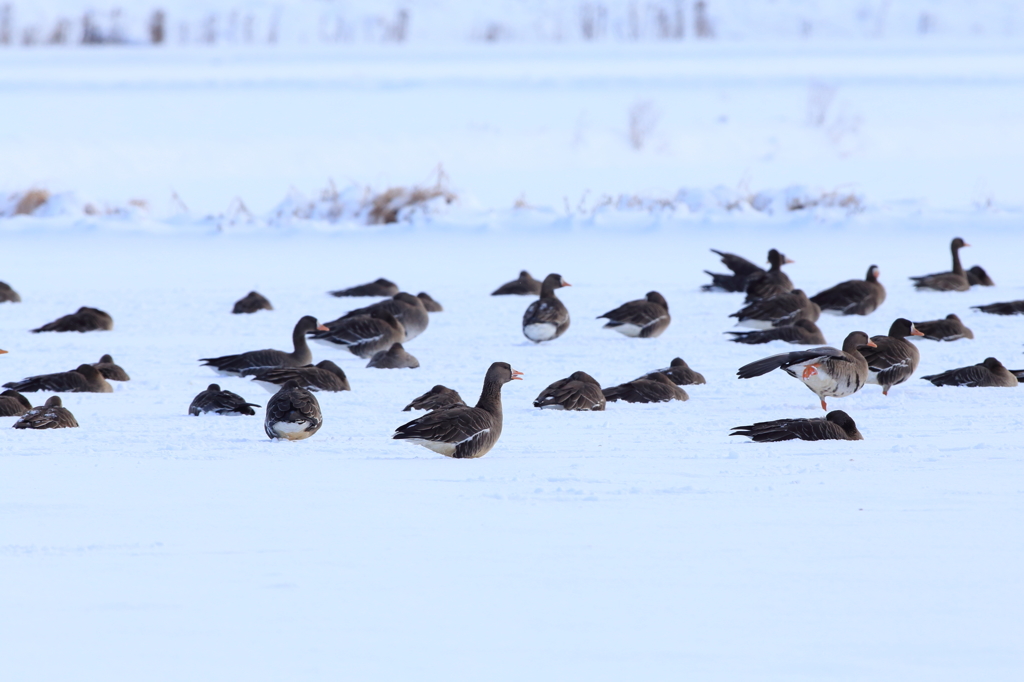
[[727, 319, 826, 346], [702, 250, 765, 293], [910, 237, 971, 291], [200, 315, 328, 376], [967, 266, 994, 287], [12, 396, 78, 429], [603, 372, 688, 403], [492, 271, 542, 296], [249, 360, 350, 393], [636, 357, 706, 385], [598, 291, 670, 338], [367, 342, 420, 369], [393, 362, 522, 458], [810, 265, 886, 316], [744, 249, 795, 302], [730, 289, 819, 329], [922, 358, 1018, 387], [329, 278, 398, 297], [859, 318, 924, 395], [522, 274, 572, 343], [417, 292, 443, 312], [31, 306, 113, 333], [4, 364, 113, 393], [402, 385, 466, 412], [533, 371, 606, 411], [311, 309, 406, 358], [328, 292, 428, 341], [912, 314, 974, 342], [0, 281, 20, 303], [232, 291, 273, 314], [93, 354, 130, 381], [731, 410, 863, 442], [0, 389, 32, 416], [737, 331, 875, 410], [972, 300, 1024, 316], [265, 380, 323, 440], [188, 384, 261, 416]]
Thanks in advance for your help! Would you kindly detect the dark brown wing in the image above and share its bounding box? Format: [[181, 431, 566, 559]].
[[810, 280, 877, 314], [264, 387, 322, 437], [250, 366, 350, 391], [94, 362, 130, 381], [744, 271, 794, 301], [731, 417, 849, 442], [737, 346, 849, 379], [3, 370, 89, 393], [312, 315, 396, 355], [329, 279, 398, 297], [598, 300, 667, 328], [523, 298, 568, 327], [403, 386, 465, 412], [911, 272, 969, 291], [602, 379, 687, 403], [711, 250, 763, 277], [533, 378, 606, 411], [972, 300, 1024, 315], [922, 365, 994, 387], [200, 349, 295, 375], [393, 406, 497, 457], [189, 388, 260, 415], [13, 405, 79, 429], [727, 322, 824, 345], [731, 292, 806, 326], [913, 319, 972, 341], [860, 337, 919, 388]]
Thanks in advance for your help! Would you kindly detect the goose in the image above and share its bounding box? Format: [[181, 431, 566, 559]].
[[972, 300, 1024, 316], [603, 372, 688, 404], [393, 362, 522, 458], [232, 291, 273, 314], [730, 289, 819, 329], [492, 270, 542, 296], [922, 358, 1018, 387], [597, 291, 671, 338], [249, 360, 350, 393], [810, 265, 886, 316], [367, 342, 420, 369], [0, 281, 20, 303], [731, 410, 863, 442], [910, 237, 971, 291], [912, 314, 974, 342], [967, 266, 994, 287], [93, 354, 130, 381], [859, 318, 924, 395], [744, 249, 795, 301], [328, 292, 428, 341], [200, 315, 328, 376], [727, 319, 826, 346], [265, 380, 323, 440], [188, 384, 261, 416], [4, 364, 113, 393], [311, 309, 406, 358], [635, 358, 706, 385], [0, 389, 32, 417], [12, 396, 78, 429], [402, 385, 466, 412], [702, 250, 764, 292], [737, 331, 876, 410], [522, 274, 571, 343], [329, 278, 398, 297], [31, 306, 113, 333], [417, 292, 443, 312], [533, 371, 606, 411]]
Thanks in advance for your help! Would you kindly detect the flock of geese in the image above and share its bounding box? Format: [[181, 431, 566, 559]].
[[1, 235, 1021, 456]]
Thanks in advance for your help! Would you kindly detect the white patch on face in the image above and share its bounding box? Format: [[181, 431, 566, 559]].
[[524, 323, 557, 341]]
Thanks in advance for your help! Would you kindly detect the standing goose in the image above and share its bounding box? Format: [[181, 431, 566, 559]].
[[730, 289, 819, 329], [636, 357, 706, 385], [737, 331, 876, 410], [0, 281, 20, 303], [702, 250, 765, 293], [910, 237, 971, 291], [522, 274, 572, 343], [912, 314, 974, 342], [232, 291, 273, 314], [93, 354, 130, 381], [12, 396, 78, 429], [402, 385, 466, 412], [249, 360, 350, 393], [4, 364, 113, 393], [744, 249, 795, 302], [597, 291, 671, 338], [417, 293, 443, 312], [367, 342, 420, 369], [329, 278, 398, 297], [922, 358, 1018, 387], [393, 362, 522, 458], [727, 319, 826, 346], [603, 372, 688, 404], [810, 265, 886, 316], [188, 384, 261, 416], [32, 306, 113, 333], [0, 389, 32, 416], [328, 292, 429, 341], [533, 371, 606, 411], [265, 380, 323, 440], [492, 271, 542, 296], [967, 266, 994, 287], [200, 315, 328, 376], [972, 300, 1024, 316], [857, 318, 925, 395], [311, 309, 406, 358], [731, 410, 863, 442]]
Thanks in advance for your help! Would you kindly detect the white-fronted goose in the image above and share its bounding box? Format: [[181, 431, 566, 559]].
[[972, 300, 1024, 316], [523, 274, 571, 343], [12, 396, 78, 429], [730, 289, 819, 329], [737, 331, 876, 410], [4, 364, 113, 393], [188, 384, 261, 416], [232, 291, 273, 314], [367, 342, 420, 369], [393, 362, 522, 458], [912, 314, 974, 342], [492, 271, 542, 296], [598, 291, 671, 338], [329, 292, 428, 341], [967, 266, 994, 287], [311, 309, 405, 358], [200, 315, 328, 376], [636, 357, 706, 385], [417, 292, 443, 312], [1010, 369, 1024, 383], [533, 371, 606, 411], [31, 306, 113, 333], [702, 250, 764, 292], [0, 281, 20, 303], [603, 372, 688, 403], [859, 318, 924, 395], [265, 380, 323, 440], [249, 360, 350, 393], [810, 265, 886, 316], [922, 358, 1018, 387], [93, 354, 130, 381], [731, 410, 863, 442], [402, 385, 465, 412], [744, 249, 795, 302], [727, 319, 826, 346], [0, 389, 32, 416], [329, 278, 398, 297], [911, 237, 971, 291]]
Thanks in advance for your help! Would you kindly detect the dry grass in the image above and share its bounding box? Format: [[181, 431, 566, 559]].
[[628, 100, 659, 150], [366, 169, 457, 224], [14, 189, 50, 215]]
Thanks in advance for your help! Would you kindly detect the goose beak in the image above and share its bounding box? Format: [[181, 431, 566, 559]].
[[785, 257, 796, 264], [0, 349, 6, 354], [910, 325, 925, 337], [964, 242, 971, 247], [317, 324, 329, 331], [866, 340, 878, 348], [511, 368, 524, 380], [562, 281, 572, 287]]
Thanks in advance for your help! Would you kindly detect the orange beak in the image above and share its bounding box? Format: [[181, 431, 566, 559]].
[[963, 243, 971, 247], [562, 281, 572, 287], [511, 368, 524, 380], [317, 324, 329, 332], [866, 340, 878, 348], [0, 349, 7, 354], [785, 257, 796, 264], [911, 325, 925, 337]]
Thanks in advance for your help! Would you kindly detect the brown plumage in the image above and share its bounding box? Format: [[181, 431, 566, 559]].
[[912, 314, 974, 342], [93, 354, 130, 381], [329, 292, 429, 340], [730, 289, 819, 329], [311, 309, 406, 358], [0, 281, 20, 303], [922, 357, 1018, 387], [810, 265, 886, 316], [492, 270, 542, 296], [31, 306, 113, 333], [329, 278, 398, 297], [636, 357, 706, 385], [249, 360, 350, 393], [858, 318, 925, 395], [367, 342, 420, 369], [200, 315, 328, 375], [967, 266, 994, 287], [533, 371, 606, 411], [232, 291, 273, 314], [522, 274, 572, 343], [744, 249, 795, 302], [0, 389, 32, 416], [417, 292, 443, 312], [727, 319, 826, 346], [702, 250, 765, 292], [189, 384, 261, 416], [264, 380, 323, 440], [972, 300, 1024, 316], [910, 237, 971, 291], [13, 396, 78, 429], [603, 372, 688, 404], [597, 291, 671, 338], [402, 385, 466, 412], [731, 410, 863, 442], [4, 364, 113, 393]]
